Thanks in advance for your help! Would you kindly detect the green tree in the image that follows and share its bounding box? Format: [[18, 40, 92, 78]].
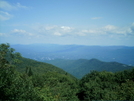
[[26, 66, 33, 76], [0, 43, 39, 100], [0, 43, 21, 68]]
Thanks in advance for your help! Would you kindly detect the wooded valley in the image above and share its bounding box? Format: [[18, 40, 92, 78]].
[[0, 43, 134, 100]]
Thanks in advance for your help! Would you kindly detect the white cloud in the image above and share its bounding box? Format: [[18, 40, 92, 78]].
[[0, 0, 28, 10], [12, 29, 26, 33], [81, 29, 105, 35], [0, 0, 15, 10], [103, 25, 117, 31], [31, 23, 134, 38], [16, 3, 28, 9], [0, 32, 9, 37], [0, 14, 9, 20], [0, 0, 29, 21], [60, 26, 73, 33], [0, 11, 13, 21], [11, 29, 34, 36], [35, 25, 74, 36], [54, 32, 62, 36], [102, 25, 121, 35], [4, 23, 134, 45], [102, 24, 134, 36], [129, 23, 134, 34], [81, 24, 134, 37], [0, 32, 5, 36], [45, 25, 57, 30], [61, 26, 72, 30]]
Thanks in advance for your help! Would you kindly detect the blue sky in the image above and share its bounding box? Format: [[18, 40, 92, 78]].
[[0, 0, 134, 46]]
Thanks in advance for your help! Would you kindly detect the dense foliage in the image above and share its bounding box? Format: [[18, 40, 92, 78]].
[[78, 70, 134, 100], [0, 43, 79, 101], [0, 43, 134, 100]]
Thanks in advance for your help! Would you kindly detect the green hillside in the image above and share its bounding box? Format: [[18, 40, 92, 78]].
[[46, 58, 133, 78], [0, 43, 79, 101], [78, 69, 134, 100], [1, 43, 134, 100], [16, 57, 69, 75]]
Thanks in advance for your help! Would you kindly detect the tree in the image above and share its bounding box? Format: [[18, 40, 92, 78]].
[[0, 43, 39, 100], [0, 43, 21, 68], [26, 66, 33, 76]]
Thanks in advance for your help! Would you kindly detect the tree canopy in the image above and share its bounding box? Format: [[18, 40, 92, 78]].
[[0, 43, 134, 100]]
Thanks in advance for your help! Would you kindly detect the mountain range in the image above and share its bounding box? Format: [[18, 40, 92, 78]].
[[1, 43, 134, 100], [45, 58, 133, 78], [11, 44, 134, 66]]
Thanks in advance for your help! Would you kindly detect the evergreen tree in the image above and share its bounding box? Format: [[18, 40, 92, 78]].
[[0, 43, 39, 100], [25, 66, 33, 76]]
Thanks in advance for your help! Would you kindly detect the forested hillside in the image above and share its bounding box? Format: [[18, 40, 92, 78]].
[[46, 59, 133, 78], [0, 43, 79, 100], [78, 70, 134, 100], [16, 57, 70, 75], [0, 43, 134, 100]]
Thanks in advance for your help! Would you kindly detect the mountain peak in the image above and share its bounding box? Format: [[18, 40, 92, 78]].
[[89, 58, 101, 63]]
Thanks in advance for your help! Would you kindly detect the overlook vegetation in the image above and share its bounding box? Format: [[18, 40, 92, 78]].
[[0, 43, 134, 100], [78, 70, 134, 100]]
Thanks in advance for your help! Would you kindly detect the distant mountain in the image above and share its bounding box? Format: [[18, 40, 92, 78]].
[[45, 59, 134, 78], [11, 44, 134, 65], [2, 43, 134, 100]]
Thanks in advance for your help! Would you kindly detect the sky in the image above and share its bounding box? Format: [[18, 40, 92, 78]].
[[0, 0, 134, 46]]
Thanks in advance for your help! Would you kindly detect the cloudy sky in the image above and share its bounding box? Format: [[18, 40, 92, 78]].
[[0, 0, 134, 46]]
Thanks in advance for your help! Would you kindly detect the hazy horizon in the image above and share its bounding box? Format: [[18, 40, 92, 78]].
[[0, 0, 134, 46], [9, 43, 134, 47]]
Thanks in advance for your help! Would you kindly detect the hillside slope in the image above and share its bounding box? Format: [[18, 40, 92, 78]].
[[16, 57, 66, 74], [46, 59, 133, 78], [1, 43, 134, 100]]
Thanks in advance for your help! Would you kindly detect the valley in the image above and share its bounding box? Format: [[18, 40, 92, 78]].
[[11, 44, 134, 66], [45, 58, 133, 78], [1, 0, 134, 100], [10, 44, 134, 78], [1, 43, 134, 100]]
